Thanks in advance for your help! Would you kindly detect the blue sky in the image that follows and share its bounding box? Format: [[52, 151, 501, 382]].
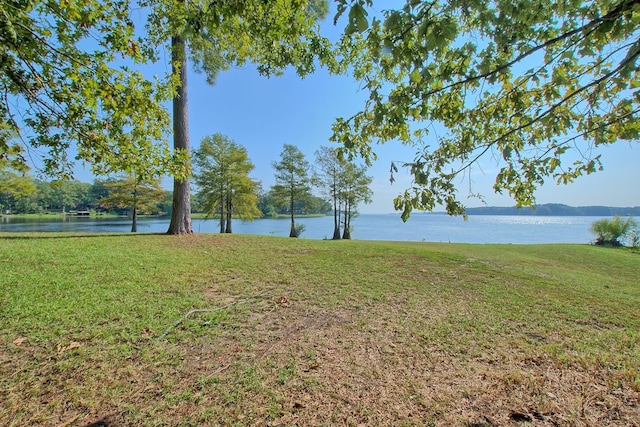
[[73, 5, 640, 214], [180, 62, 640, 213]]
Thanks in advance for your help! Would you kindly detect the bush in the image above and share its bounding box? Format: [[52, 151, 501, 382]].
[[294, 222, 306, 238], [590, 216, 638, 246]]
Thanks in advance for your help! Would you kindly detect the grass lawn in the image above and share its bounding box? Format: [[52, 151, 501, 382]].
[[1, 233, 638, 426]]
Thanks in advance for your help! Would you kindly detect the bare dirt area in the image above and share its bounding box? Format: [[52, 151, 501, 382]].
[[217, 296, 640, 427], [3, 294, 640, 426]]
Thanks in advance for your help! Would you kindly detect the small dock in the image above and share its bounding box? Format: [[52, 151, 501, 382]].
[[66, 211, 91, 216]]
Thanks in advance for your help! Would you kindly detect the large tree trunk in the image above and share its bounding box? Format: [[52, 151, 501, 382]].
[[167, 34, 193, 235]]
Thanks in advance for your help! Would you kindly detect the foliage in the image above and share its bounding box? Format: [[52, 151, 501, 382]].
[[192, 133, 261, 233], [0, 161, 36, 213], [313, 146, 372, 239], [0, 0, 183, 178], [331, 0, 640, 220], [98, 174, 166, 231], [146, 0, 337, 81], [338, 161, 372, 239], [272, 144, 312, 237], [314, 146, 344, 239], [258, 188, 331, 217], [294, 222, 306, 237], [590, 215, 639, 246], [99, 175, 166, 214]]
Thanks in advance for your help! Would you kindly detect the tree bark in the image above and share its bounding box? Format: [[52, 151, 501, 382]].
[[342, 201, 351, 239], [167, 34, 193, 235], [219, 191, 225, 233], [289, 190, 297, 237], [332, 183, 340, 239], [225, 198, 232, 233], [131, 206, 137, 232]]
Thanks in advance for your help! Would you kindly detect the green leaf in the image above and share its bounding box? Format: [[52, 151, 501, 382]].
[[410, 69, 421, 83]]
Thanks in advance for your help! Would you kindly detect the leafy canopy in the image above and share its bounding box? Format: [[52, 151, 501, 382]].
[[331, 0, 640, 220], [98, 175, 167, 215], [271, 144, 313, 208], [0, 160, 36, 211], [1, 0, 182, 178], [192, 133, 261, 222], [145, 0, 339, 84]]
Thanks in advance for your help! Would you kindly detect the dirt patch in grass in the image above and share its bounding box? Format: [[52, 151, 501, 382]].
[[3, 295, 640, 426], [216, 295, 639, 426]]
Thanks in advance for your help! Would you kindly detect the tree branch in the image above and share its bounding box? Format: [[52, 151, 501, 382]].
[[158, 289, 271, 340]]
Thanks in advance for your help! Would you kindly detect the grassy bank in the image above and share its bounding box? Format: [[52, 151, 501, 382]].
[[190, 212, 329, 220], [0, 212, 120, 219], [1, 233, 638, 426]]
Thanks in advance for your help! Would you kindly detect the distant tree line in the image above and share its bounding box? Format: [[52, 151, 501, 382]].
[[0, 173, 173, 217], [465, 204, 640, 217], [0, 174, 333, 219]]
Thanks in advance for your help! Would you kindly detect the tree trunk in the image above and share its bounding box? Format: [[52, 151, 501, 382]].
[[225, 198, 232, 233], [342, 201, 351, 239], [131, 206, 137, 232], [166, 34, 193, 235], [219, 193, 225, 233], [332, 187, 340, 239], [289, 192, 297, 237]]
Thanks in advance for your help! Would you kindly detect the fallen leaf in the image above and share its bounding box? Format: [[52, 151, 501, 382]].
[[279, 296, 290, 307], [57, 341, 82, 354], [13, 337, 27, 346]]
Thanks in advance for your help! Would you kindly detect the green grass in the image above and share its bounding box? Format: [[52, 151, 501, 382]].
[[1, 233, 639, 426]]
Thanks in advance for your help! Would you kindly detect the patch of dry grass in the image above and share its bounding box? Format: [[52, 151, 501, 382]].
[[1, 234, 638, 426]]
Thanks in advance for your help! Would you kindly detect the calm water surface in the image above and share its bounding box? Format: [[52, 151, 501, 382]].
[[0, 214, 608, 244]]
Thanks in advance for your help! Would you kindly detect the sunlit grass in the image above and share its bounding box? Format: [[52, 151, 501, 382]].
[[1, 233, 638, 425]]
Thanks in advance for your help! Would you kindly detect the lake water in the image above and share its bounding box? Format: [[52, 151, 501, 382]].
[[0, 214, 610, 244]]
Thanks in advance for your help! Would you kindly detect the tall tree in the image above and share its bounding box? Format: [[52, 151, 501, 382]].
[[272, 144, 312, 237], [332, 0, 640, 220], [314, 146, 345, 239], [146, 1, 337, 234], [0, 161, 36, 214], [0, 0, 179, 179], [337, 162, 372, 239], [48, 180, 88, 214], [192, 133, 261, 233], [99, 175, 166, 232]]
